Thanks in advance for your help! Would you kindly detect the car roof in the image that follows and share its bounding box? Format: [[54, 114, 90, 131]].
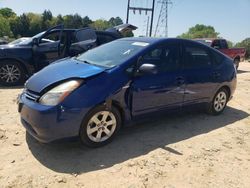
[[194, 38, 226, 41], [118, 37, 200, 45]]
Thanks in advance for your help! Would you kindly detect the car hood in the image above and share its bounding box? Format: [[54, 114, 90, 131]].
[[26, 58, 106, 93], [0, 44, 29, 49]]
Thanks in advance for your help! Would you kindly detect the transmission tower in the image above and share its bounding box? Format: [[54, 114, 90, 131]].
[[154, 0, 173, 37]]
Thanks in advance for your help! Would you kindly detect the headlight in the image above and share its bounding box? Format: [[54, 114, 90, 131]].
[[39, 80, 83, 106]]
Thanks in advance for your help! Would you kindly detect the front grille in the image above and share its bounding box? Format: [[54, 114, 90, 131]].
[[24, 89, 40, 102]]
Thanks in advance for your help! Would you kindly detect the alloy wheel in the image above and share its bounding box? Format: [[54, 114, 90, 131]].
[[0, 64, 21, 83], [213, 91, 227, 112], [86, 111, 117, 142]]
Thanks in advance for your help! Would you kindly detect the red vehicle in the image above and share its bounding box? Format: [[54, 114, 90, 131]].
[[195, 38, 246, 69]]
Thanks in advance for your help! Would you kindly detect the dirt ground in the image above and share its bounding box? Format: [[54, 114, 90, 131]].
[[0, 62, 250, 188]]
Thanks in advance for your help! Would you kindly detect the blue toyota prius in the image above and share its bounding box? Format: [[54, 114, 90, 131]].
[[18, 38, 237, 147]]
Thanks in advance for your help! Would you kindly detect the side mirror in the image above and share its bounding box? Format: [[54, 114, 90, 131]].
[[137, 63, 158, 75], [32, 38, 39, 46]]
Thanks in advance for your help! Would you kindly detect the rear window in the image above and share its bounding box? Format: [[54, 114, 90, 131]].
[[73, 28, 97, 43], [184, 43, 212, 69], [97, 34, 116, 45], [211, 49, 225, 65]]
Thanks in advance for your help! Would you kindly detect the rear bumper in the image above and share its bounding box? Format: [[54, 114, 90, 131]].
[[18, 93, 86, 143]]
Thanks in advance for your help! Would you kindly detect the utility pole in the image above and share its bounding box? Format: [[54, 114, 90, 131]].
[[155, 0, 172, 37], [146, 16, 150, 37], [126, 0, 156, 37]]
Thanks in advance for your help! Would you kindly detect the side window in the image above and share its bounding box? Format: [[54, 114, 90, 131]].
[[97, 34, 116, 45], [212, 40, 221, 49], [144, 48, 162, 60], [184, 44, 212, 69], [211, 50, 225, 66], [142, 43, 180, 72], [40, 31, 66, 45], [75, 28, 97, 43], [220, 40, 228, 49]]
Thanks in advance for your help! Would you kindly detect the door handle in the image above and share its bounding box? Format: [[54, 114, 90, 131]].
[[213, 72, 221, 79], [176, 77, 185, 85]]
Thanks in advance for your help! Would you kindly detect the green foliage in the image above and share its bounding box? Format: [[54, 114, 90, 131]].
[[177, 24, 219, 39], [0, 8, 16, 18], [109, 17, 123, 27], [0, 15, 12, 37], [235, 38, 250, 58], [227, 40, 234, 48], [0, 8, 128, 39], [90, 19, 111, 30]]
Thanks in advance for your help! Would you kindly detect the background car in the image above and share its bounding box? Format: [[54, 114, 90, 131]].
[[0, 24, 137, 86], [194, 38, 246, 69], [18, 38, 237, 147]]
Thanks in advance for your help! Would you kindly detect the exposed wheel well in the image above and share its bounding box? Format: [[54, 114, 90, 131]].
[[111, 100, 125, 125], [234, 56, 240, 61]]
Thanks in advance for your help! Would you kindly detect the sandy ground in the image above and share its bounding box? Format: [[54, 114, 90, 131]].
[[0, 62, 250, 188]]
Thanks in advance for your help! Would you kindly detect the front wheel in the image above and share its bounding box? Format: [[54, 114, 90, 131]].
[[79, 105, 121, 148], [0, 61, 26, 86], [207, 88, 229, 115]]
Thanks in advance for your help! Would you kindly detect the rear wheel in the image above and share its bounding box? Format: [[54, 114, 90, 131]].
[[0, 60, 26, 86], [207, 88, 229, 115], [79, 105, 121, 147]]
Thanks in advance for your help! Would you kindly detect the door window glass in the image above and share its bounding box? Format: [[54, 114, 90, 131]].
[[40, 31, 66, 45], [184, 44, 212, 69], [211, 40, 221, 49], [142, 43, 180, 72], [220, 40, 228, 49]]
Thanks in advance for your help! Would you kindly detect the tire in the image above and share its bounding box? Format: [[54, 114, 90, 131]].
[[207, 88, 229, 115], [234, 59, 240, 70], [79, 105, 121, 148], [0, 60, 26, 86]]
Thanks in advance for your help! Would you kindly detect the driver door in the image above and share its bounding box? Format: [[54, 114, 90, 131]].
[[32, 25, 65, 70], [131, 41, 185, 116]]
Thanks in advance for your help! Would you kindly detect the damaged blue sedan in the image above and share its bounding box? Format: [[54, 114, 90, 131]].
[[18, 37, 237, 147]]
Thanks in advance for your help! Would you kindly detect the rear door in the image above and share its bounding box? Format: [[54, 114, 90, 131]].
[[182, 41, 219, 105], [131, 40, 185, 116]]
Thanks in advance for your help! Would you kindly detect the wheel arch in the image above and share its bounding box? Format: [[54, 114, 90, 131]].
[[219, 85, 231, 99], [234, 56, 240, 61], [111, 100, 125, 126]]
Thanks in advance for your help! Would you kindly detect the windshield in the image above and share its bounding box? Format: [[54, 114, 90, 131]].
[[76, 40, 149, 68], [9, 38, 30, 45], [18, 32, 45, 45]]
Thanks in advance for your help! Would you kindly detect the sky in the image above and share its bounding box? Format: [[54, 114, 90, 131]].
[[0, 0, 249, 43]]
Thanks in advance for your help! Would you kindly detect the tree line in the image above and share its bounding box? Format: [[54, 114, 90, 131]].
[[0, 8, 249, 58], [0, 8, 126, 38]]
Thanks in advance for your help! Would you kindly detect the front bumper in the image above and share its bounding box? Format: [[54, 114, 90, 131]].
[[18, 93, 86, 143]]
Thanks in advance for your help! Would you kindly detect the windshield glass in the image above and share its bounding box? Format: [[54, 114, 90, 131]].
[[9, 38, 30, 45], [18, 32, 45, 45], [76, 40, 149, 68]]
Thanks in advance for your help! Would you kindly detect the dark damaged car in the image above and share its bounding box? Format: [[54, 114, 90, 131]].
[[0, 24, 137, 86]]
